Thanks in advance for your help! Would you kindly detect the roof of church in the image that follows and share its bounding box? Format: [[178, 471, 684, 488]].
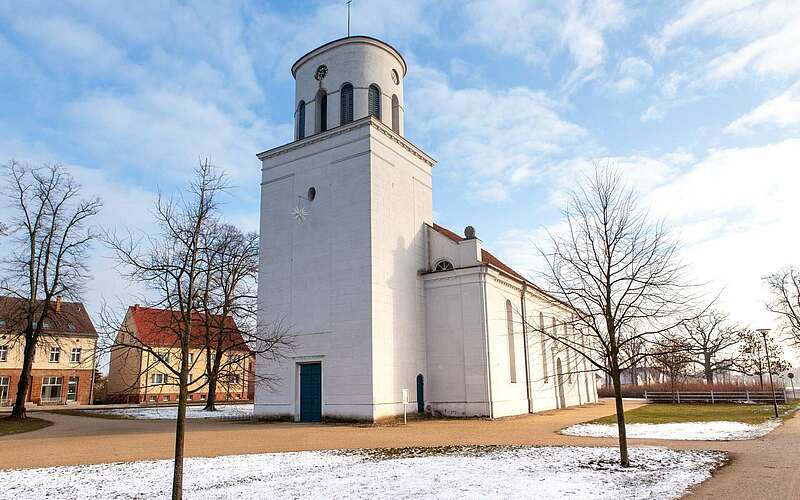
[[431, 223, 527, 283]]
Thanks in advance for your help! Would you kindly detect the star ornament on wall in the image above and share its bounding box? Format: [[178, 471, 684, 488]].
[[291, 204, 310, 223]]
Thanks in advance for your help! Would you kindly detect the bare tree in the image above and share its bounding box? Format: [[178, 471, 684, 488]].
[[197, 222, 291, 411], [765, 267, 800, 347], [682, 310, 742, 384], [0, 161, 101, 419], [649, 337, 693, 401], [103, 160, 221, 500], [733, 329, 791, 388], [102, 160, 290, 499], [531, 166, 694, 467]]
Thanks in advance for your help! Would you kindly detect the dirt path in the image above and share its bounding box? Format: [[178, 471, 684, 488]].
[[1, 400, 642, 469], [2, 399, 798, 499]]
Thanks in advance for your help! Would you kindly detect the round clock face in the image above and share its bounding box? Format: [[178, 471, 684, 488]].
[[314, 65, 328, 81], [391, 69, 399, 85]]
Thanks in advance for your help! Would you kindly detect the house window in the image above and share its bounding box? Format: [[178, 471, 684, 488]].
[[506, 300, 517, 383], [157, 352, 169, 364], [67, 323, 76, 331], [188, 373, 193, 384], [70, 347, 82, 363], [0, 376, 9, 403], [187, 352, 194, 364], [49, 346, 60, 363], [150, 395, 157, 402], [433, 259, 454, 272], [200, 394, 207, 400], [67, 376, 79, 401], [226, 374, 240, 385], [391, 94, 400, 133], [340, 83, 354, 125], [0, 346, 7, 362], [41, 321, 50, 329], [151, 373, 166, 385], [316, 89, 327, 133], [540, 313, 548, 383], [297, 100, 306, 140], [41, 376, 63, 402], [187, 394, 193, 401], [368, 84, 381, 119], [163, 395, 170, 402], [0, 319, 6, 327]]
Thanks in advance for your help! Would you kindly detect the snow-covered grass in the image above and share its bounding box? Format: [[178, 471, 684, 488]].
[[562, 420, 781, 441], [83, 404, 253, 420], [0, 445, 725, 499]]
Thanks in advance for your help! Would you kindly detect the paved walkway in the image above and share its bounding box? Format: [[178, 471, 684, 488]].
[[2, 399, 798, 499]]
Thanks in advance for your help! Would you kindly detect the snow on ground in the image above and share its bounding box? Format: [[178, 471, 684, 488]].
[[85, 404, 253, 420], [0, 446, 725, 499], [562, 420, 781, 441]]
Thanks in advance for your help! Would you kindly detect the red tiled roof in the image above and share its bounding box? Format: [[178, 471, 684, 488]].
[[0, 295, 97, 337], [127, 306, 251, 352], [431, 224, 527, 282]]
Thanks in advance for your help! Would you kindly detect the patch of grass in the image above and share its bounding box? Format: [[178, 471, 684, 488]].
[[0, 416, 53, 436], [593, 401, 800, 425]]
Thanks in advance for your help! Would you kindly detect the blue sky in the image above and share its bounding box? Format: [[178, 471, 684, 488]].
[[2, 1, 799, 344]]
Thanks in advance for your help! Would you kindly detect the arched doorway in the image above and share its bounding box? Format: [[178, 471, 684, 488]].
[[556, 358, 566, 408], [416, 374, 424, 414]]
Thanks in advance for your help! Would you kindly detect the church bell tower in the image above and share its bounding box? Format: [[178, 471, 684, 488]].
[[255, 36, 436, 422]]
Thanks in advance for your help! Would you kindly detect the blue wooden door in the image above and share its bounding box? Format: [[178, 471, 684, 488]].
[[299, 363, 322, 422]]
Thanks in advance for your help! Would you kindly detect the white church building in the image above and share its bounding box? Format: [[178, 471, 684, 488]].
[[255, 36, 597, 422]]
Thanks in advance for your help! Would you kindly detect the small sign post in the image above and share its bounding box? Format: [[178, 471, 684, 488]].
[[789, 373, 796, 400], [402, 388, 409, 425]]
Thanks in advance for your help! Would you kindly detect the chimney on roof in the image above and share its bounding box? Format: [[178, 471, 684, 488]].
[[55, 296, 62, 313], [134, 304, 139, 311]]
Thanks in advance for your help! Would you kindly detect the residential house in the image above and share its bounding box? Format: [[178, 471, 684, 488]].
[[106, 305, 254, 404], [0, 296, 97, 406]]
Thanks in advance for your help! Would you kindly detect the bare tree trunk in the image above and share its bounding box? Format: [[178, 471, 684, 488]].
[[172, 336, 190, 500], [203, 373, 218, 411], [704, 354, 713, 384], [611, 367, 629, 467], [10, 336, 35, 419]]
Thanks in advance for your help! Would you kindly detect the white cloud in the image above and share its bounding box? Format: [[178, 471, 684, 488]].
[[725, 81, 800, 134], [643, 1, 800, 121], [463, 0, 628, 88], [608, 57, 654, 93], [407, 65, 586, 200], [66, 88, 288, 188], [646, 139, 800, 326]]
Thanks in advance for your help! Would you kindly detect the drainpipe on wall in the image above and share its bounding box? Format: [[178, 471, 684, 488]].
[[479, 270, 494, 418], [520, 282, 533, 414]]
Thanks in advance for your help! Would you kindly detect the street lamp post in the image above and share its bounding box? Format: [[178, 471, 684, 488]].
[[757, 328, 780, 419]]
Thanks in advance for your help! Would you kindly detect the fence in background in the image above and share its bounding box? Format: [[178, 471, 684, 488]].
[[644, 390, 787, 404]]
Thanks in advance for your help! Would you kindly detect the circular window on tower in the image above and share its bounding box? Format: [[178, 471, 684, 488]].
[[391, 69, 399, 85], [307, 186, 316, 202], [314, 65, 328, 81]]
